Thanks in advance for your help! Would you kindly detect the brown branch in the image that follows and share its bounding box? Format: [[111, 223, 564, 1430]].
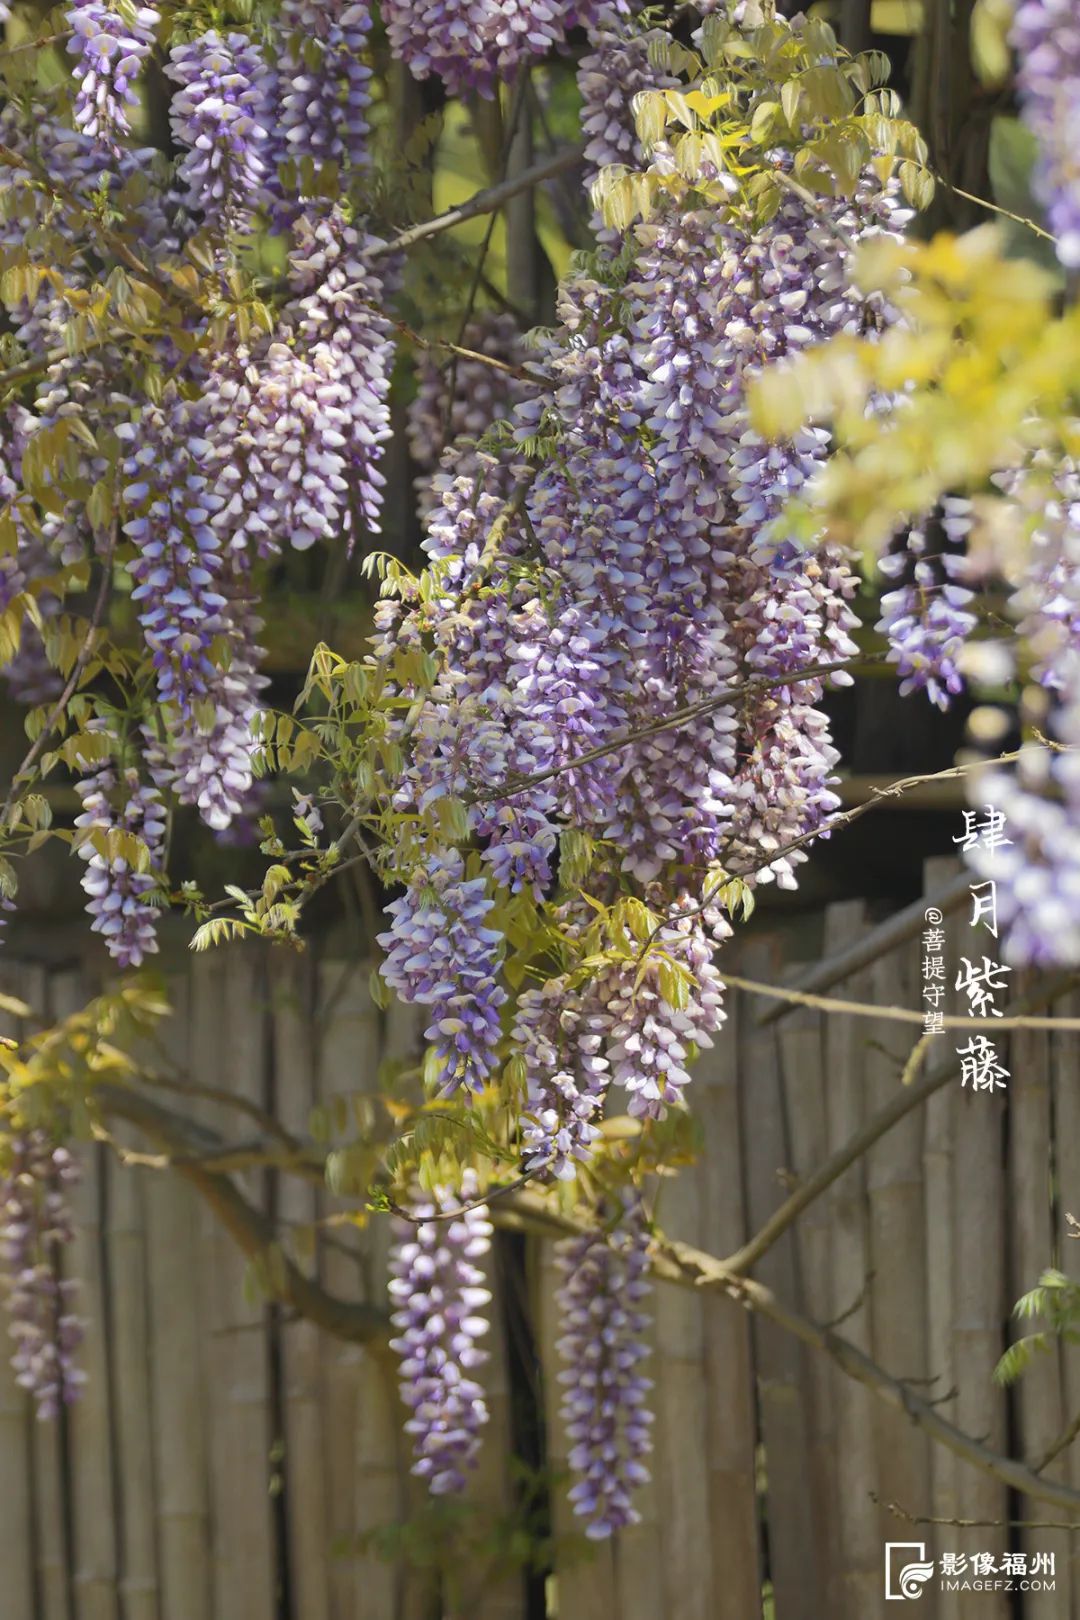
[[757, 866, 974, 1027], [877, 1494, 1080, 1533], [369, 145, 582, 260], [1033, 1407, 1080, 1475], [386, 1164, 549, 1224], [497, 1188, 1080, 1518], [719, 968, 1080, 1032], [0, 27, 72, 64], [722, 974, 1075, 1278], [470, 654, 882, 804], [93, 1081, 389, 1348], [736, 737, 1064, 899]]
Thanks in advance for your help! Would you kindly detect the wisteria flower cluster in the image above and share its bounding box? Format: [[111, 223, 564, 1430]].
[[74, 760, 166, 968], [1011, 0, 1080, 269], [166, 29, 269, 228], [377, 850, 507, 1096], [961, 453, 1080, 966], [554, 1195, 652, 1538], [388, 1171, 492, 1495], [66, 2, 160, 148], [382, 0, 623, 99], [377, 161, 908, 1136], [265, 0, 372, 219], [876, 501, 976, 710], [0, 1131, 84, 1420]]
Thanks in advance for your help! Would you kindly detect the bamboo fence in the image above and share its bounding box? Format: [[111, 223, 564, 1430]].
[[2, 856, 1079, 1619]]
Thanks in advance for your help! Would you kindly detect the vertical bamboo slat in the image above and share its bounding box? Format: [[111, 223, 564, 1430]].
[[695, 987, 762, 1619], [1051, 990, 1080, 1615], [921, 858, 960, 1620], [1009, 1018, 1072, 1607], [651, 1164, 715, 1620], [194, 950, 275, 1620], [105, 1159, 160, 1620], [54, 965, 114, 1620], [144, 971, 211, 1620], [315, 962, 381, 1619], [271, 954, 331, 1620], [950, 937, 1009, 1613], [0, 963, 40, 1620], [776, 958, 837, 1609], [821, 901, 880, 1620], [739, 938, 823, 1618], [865, 944, 933, 1588]]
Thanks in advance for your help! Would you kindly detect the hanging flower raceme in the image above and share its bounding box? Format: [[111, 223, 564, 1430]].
[[1011, 0, 1080, 269], [514, 975, 611, 1179], [388, 1171, 492, 1495], [555, 1194, 653, 1539], [66, 2, 161, 148], [166, 29, 269, 228], [74, 759, 167, 967], [382, 0, 620, 99], [285, 208, 395, 540], [959, 455, 1080, 967], [577, 7, 676, 197], [377, 849, 507, 1096], [265, 0, 372, 220], [876, 503, 976, 710], [118, 386, 228, 712], [0, 1131, 85, 1420], [143, 568, 268, 832]]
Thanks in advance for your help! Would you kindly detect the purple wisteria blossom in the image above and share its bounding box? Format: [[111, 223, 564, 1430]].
[[577, 8, 675, 196], [388, 1171, 492, 1495], [1011, 0, 1080, 269], [74, 760, 166, 966], [407, 312, 533, 520], [600, 898, 728, 1119], [119, 386, 228, 712], [377, 850, 507, 1096], [961, 458, 1080, 967], [555, 1195, 652, 1539], [514, 976, 610, 1178], [66, 2, 160, 148], [286, 208, 395, 538], [143, 575, 268, 831], [382, 0, 620, 99], [166, 30, 269, 227], [0, 1132, 84, 1420], [876, 503, 976, 710], [265, 0, 372, 219]]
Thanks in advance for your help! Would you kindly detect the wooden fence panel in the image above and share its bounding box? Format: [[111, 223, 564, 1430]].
[[0, 964, 41, 1620], [4, 876, 1080, 1620]]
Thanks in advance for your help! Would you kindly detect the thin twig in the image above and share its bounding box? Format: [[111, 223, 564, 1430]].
[[719, 974, 1076, 1278], [1033, 1407, 1080, 1475], [0, 28, 72, 64], [876, 1494, 1079, 1533], [718, 968, 1080, 1032], [945, 180, 1056, 245], [386, 1164, 550, 1224], [369, 146, 582, 260], [470, 654, 882, 803]]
